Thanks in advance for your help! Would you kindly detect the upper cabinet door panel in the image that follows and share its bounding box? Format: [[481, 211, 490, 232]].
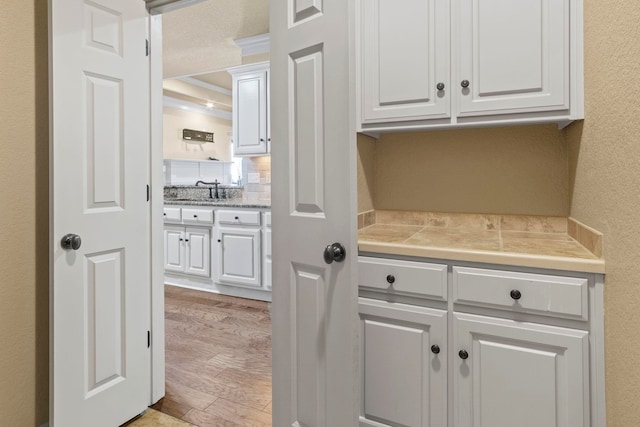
[[457, 0, 570, 116], [233, 70, 268, 155], [361, 0, 450, 123]]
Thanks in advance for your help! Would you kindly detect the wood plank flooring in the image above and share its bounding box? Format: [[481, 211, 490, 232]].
[[152, 285, 272, 427]]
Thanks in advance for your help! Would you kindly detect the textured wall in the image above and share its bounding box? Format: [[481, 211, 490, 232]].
[[0, 1, 49, 425], [373, 125, 569, 216], [163, 107, 233, 161], [567, 0, 640, 424], [357, 134, 376, 213]]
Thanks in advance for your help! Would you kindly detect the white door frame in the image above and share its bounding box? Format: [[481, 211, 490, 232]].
[[149, 13, 166, 403]]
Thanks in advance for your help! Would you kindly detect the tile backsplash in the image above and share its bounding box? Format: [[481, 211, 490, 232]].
[[242, 156, 271, 201]]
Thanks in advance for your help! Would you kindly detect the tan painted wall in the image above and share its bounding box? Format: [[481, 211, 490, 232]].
[[357, 134, 376, 214], [372, 125, 569, 216], [567, 1, 640, 424], [0, 1, 49, 425], [163, 107, 233, 161]]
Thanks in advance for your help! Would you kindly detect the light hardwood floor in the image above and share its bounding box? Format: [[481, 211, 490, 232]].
[[152, 285, 272, 427]]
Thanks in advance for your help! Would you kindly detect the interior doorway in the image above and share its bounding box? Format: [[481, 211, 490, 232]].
[[150, 1, 273, 425]]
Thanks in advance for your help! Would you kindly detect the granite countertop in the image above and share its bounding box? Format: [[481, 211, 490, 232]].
[[358, 210, 605, 274], [164, 198, 270, 209], [164, 185, 270, 209]]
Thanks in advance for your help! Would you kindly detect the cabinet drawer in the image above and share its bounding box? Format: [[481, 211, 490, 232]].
[[218, 210, 261, 226], [359, 257, 447, 301], [453, 267, 588, 320], [163, 207, 181, 222], [182, 208, 214, 224]]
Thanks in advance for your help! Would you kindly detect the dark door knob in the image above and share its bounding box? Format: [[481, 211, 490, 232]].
[[510, 289, 522, 300], [461, 80, 470, 88], [459, 350, 469, 360], [323, 242, 346, 264], [431, 345, 440, 354], [61, 234, 82, 250]]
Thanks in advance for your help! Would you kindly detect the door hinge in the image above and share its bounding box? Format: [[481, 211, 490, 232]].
[[145, 39, 149, 57], [147, 330, 151, 348], [146, 184, 150, 202]]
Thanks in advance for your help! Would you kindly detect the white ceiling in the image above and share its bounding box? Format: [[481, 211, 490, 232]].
[[162, 0, 269, 79]]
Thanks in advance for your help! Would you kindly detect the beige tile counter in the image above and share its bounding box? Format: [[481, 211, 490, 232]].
[[358, 210, 605, 274]]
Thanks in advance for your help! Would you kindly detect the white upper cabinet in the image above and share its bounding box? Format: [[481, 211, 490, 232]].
[[228, 62, 270, 156], [361, 0, 450, 123], [358, 0, 583, 131], [457, 0, 569, 117]]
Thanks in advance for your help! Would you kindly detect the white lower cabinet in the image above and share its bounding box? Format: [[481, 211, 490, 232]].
[[215, 226, 261, 287], [359, 298, 447, 427], [454, 313, 589, 427], [164, 225, 211, 277], [359, 255, 604, 427]]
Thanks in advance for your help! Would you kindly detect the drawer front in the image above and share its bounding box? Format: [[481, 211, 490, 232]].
[[453, 267, 588, 320], [182, 208, 214, 224], [218, 209, 261, 226], [359, 257, 447, 301], [264, 211, 272, 227], [163, 207, 181, 222]]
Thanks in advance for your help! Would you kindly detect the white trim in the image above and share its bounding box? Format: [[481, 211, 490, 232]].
[[176, 76, 232, 96], [163, 95, 232, 121], [150, 14, 166, 405], [146, 0, 206, 15], [233, 33, 270, 57]]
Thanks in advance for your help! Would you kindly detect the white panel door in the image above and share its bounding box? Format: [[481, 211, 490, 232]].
[[185, 227, 210, 277], [164, 226, 185, 273], [233, 70, 268, 155], [271, 0, 358, 424], [51, 0, 151, 426], [454, 313, 589, 427], [457, 0, 570, 116], [361, 0, 450, 123], [359, 299, 447, 427], [216, 227, 261, 287]]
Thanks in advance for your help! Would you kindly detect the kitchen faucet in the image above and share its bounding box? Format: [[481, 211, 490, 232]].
[[195, 179, 220, 199]]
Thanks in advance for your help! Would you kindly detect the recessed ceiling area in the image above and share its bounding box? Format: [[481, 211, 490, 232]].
[[161, 0, 269, 115]]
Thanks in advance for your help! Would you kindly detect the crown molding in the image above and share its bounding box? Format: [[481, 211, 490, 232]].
[[163, 96, 232, 121], [233, 33, 270, 57], [176, 76, 232, 96]]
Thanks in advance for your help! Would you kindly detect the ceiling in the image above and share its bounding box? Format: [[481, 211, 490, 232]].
[[161, 0, 269, 116]]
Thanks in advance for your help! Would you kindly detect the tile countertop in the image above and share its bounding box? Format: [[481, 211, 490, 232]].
[[164, 198, 271, 209], [358, 210, 605, 274]]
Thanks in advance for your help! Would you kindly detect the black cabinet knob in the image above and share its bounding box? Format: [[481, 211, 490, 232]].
[[510, 289, 522, 300], [431, 345, 440, 354], [163, 213, 167, 216], [386, 275, 395, 284], [193, 214, 198, 218], [217, 239, 221, 243], [461, 80, 470, 88], [437, 82, 445, 91], [235, 216, 239, 220], [459, 350, 469, 360]]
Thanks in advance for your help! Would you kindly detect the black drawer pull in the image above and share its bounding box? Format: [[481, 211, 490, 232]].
[[431, 345, 440, 354], [510, 289, 522, 300], [459, 350, 469, 360], [386, 275, 395, 284]]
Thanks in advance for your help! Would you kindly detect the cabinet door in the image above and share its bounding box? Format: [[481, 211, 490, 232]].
[[185, 227, 210, 277], [454, 312, 589, 427], [216, 226, 261, 287], [164, 225, 185, 273], [263, 227, 272, 290], [233, 70, 268, 155], [456, 0, 570, 116], [359, 298, 447, 427], [361, 0, 450, 123]]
